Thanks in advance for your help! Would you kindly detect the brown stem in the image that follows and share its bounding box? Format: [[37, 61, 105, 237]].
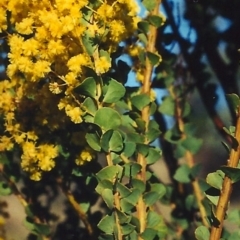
[[210, 106, 240, 239], [173, 88, 209, 227], [106, 153, 122, 240], [136, 1, 162, 238], [57, 178, 94, 237]]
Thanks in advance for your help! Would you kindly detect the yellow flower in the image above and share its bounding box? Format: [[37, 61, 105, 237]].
[[65, 105, 83, 123], [49, 82, 62, 94], [95, 56, 111, 75], [75, 148, 95, 165], [67, 54, 90, 74], [15, 17, 34, 35]]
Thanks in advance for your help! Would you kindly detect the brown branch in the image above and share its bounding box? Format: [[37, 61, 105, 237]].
[[136, 0, 162, 238], [172, 89, 209, 227], [210, 106, 240, 239], [57, 178, 94, 237]]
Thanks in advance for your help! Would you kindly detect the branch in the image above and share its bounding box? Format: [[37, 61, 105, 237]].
[[136, 0, 162, 237], [210, 106, 240, 239], [57, 178, 94, 237]]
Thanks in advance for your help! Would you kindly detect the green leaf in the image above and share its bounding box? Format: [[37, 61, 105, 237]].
[[181, 136, 203, 154], [102, 189, 114, 209], [223, 127, 239, 150], [146, 148, 161, 165], [138, 33, 148, 45], [86, 132, 101, 151], [143, 184, 166, 206], [96, 165, 121, 182], [103, 79, 126, 103], [226, 94, 240, 115], [82, 97, 98, 115], [117, 183, 131, 198], [98, 214, 115, 234], [79, 202, 90, 213], [141, 228, 157, 240], [122, 141, 136, 157], [148, 15, 163, 27], [96, 179, 115, 194], [227, 209, 240, 223], [131, 94, 151, 111], [147, 51, 160, 66], [115, 209, 131, 224], [206, 170, 224, 189], [0, 182, 12, 196], [121, 223, 135, 235], [136, 144, 149, 157], [137, 21, 150, 35], [131, 179, 145, 193], [205, 194, 219, 206], [120, 198, 135, 212], [74, 77, 96, 98], [124, 163, 142, 177], [159, 96, 175, 115], [195, 226, 210, 240], [220, 166, 240, 183], [142, 0, 156, 11], [94, 107, 121, 131], [101, 130, 123, 152], [185, 194, 196, 211], [173, 164, 191, 183], [82, 34, 95, 56]]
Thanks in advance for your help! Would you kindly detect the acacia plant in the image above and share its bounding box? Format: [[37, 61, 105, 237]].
[[0, 0, 240, 240]]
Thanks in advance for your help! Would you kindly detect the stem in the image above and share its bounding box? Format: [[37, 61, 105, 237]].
[[57, 178, 94, 237], [136, 1, 161, 238], [106, 153, 122, 240], [173, 89, 209, 227], [210, 106, 240, 240]]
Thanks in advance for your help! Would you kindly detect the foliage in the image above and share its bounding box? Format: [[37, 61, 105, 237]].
[[0, 0, 239, 240]]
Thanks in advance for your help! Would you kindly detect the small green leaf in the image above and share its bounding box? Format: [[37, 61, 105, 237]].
[[124, 163, 142, 177], [147, 51, 160, 66], [220, 166, 240, 183], [227, 209, 240, 223], [121, 223, 135, 235], [117, 183, 131, 198], [101, 130, 123, 152], [206, 170, 224, 190], [79, 202, 90, 213], [141, 228, 157, 240], [82, 34, 95, 56], [131, 94, 151, 111], [0, 182, 12, 196], [226, 94, 240, 115], [137, 21, 150, 35], [98, 214, 115, 234], [94, 107, 121, 131], [173, 164, 191, 183], [159, 96, 175, 115], [74, 77, 96, 98], [148, 15, 163, 27], [122, 141, 136, 157], [103, 79, 126, 103], [195, 226, 210, 240], [142, 0, 156, 11], [181, 137, 203, 154], [131, 179, 145, 193], [138, 33, 148, 45], [146, 148, 161, 165], [115, 209, 131, 224], [82, 97, 98, 115], [102, 189, 114, 209], [96, 165, 120, 182], [86, 132, 101, 151]]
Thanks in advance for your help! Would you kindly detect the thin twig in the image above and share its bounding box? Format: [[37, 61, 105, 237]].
[[57, 178, 94, 237], [136, 0, 162, 238], [210, 106, 240, 239]]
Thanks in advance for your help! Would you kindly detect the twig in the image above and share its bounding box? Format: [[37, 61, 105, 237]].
[[136, 0, 162, 238], [57, 178, 94, 237], [210, 106, 240, 239]]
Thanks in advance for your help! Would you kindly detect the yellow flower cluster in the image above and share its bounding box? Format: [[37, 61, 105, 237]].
[[75, 147, 95, 166], [0, 0, 139, 180]]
